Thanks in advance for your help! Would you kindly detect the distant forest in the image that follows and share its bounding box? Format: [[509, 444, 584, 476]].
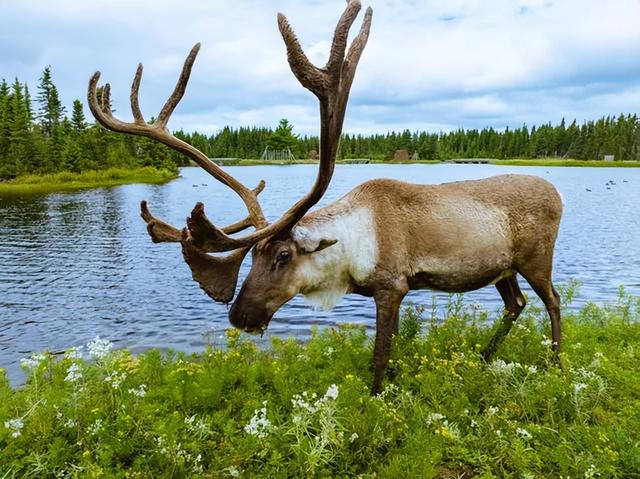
[[1, 68, 639, 179]]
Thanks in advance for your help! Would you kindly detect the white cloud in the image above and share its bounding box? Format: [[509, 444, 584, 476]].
[[1, 0, 639, 135]]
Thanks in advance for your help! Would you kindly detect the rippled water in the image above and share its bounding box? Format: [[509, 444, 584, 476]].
[[1, 164, 639, 384]]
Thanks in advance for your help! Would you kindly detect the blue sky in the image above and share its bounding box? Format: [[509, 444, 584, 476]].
[[1, 0, 639, 135]]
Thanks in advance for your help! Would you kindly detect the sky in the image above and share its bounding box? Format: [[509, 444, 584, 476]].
[[1, 0, 640, 136]]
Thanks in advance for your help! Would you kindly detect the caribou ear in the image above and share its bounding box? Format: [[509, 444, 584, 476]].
[[292, 226, 338, 254]]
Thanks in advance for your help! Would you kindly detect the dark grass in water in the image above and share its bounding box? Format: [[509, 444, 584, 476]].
[[1, 285, 639, 478]]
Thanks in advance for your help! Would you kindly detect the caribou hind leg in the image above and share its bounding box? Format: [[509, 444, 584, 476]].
[[481, 275, 526, 361], [518, 266, 562, 359]]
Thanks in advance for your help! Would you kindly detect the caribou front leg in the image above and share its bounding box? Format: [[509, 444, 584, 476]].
[[372, 287, 406, 395]]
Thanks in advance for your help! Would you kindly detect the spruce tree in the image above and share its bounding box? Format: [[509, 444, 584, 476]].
[[71, 99, 86, 131], [36, 66, 65, 137]]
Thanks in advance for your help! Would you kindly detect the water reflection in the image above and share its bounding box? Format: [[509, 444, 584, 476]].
[[1, 164, 639, 384]]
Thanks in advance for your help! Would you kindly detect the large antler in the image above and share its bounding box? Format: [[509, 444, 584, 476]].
[[87, 0, 371, 302]]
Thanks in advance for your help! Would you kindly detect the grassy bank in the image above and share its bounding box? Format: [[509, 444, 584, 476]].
[[1, 287, 639, 477], [0, 167, 178, 196], [491, 158, 640, 167]]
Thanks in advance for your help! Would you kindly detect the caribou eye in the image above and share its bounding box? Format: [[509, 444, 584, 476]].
[[277, 250, 291, 264]]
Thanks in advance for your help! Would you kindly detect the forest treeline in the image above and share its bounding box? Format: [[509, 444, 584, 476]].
[[181, 114, 640, 162], [2, 68, 639, 179]]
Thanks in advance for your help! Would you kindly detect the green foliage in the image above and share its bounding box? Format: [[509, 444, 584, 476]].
[[1, 290, 639, 477], [0, 70, 184, 181]]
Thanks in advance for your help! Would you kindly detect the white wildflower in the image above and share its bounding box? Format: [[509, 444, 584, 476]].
[[584, 463, 600, 479], [87, 336, 113, 360], [87, 419, 103, 436], [20, 353, 46, 370], [128, 384, 147, 398], [349, 432, 359, 443], [490, 359, 521, 375], [487, 406, 498, 416], [527, 365, 538, 374], [323, 346, 335, 357], [496, 429, 502, 437], [64, 418, 77, 428], [65, 363, 83, 383], [296, 354, 309, 361], [105, 371, 127, 389], [426, 412, 446, 425], [185, 414, 212, 438], [541, 338, 553, 347], [227, 466, 241, 477], [516, 427, 532, 439], [64, 346, 84, 360], [4, 418, 24, 438], [324, 384, 339, 401], [470, 419, 478, 428], [244, 402, 273, 439]]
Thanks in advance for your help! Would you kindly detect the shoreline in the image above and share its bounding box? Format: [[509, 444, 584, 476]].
[[211, 158, 640, 167], [0, 167, 179, 196]]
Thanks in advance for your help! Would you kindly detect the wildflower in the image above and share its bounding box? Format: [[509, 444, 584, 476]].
[[87, 419, 103, 436], [470, 419, 478, 428], [105, 371, 127, 389], [489, 359, 521, 375], [487, 406, 498, 416], [527, 365, 538, 374], [584, 464, 600, 479], [227, 466, 241, 477], [296, 354, 309, 361], [64, 346, 84, 360], [20, 353, 46, 370], [426, 412, 446, 425], [64, 418, 77, 428], [349, 432, 359, 443], [185, 414, 212, 438], [436, 422, 460, 440], [323, 346, 335, 357], [127, 384, 147, 398], [4, 418, 24, 438], [244, 401, 273, 439], [65, 363, 83, 383], [87, 336, 113, 360], [324, 384, 339, 401], [516, 427, 532, 439], [541, 338, 553, 347]]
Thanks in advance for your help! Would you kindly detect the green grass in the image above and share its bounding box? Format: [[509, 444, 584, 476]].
[[491, 158, 640, 167], [1, 285, 639, 477], [0, 167, 178, 196]]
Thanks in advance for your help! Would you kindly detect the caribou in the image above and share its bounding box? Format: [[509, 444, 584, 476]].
[[88, 0, 563, 394]]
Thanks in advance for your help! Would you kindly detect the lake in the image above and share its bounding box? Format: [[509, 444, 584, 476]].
[[1, 164, 639, 384]]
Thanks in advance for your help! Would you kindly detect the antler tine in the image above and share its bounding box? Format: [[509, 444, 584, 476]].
[[277, 14, 327, 98], [156, 43, 201, 129], [326, 0, 362, 80], [131, 64, 145, 124]]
